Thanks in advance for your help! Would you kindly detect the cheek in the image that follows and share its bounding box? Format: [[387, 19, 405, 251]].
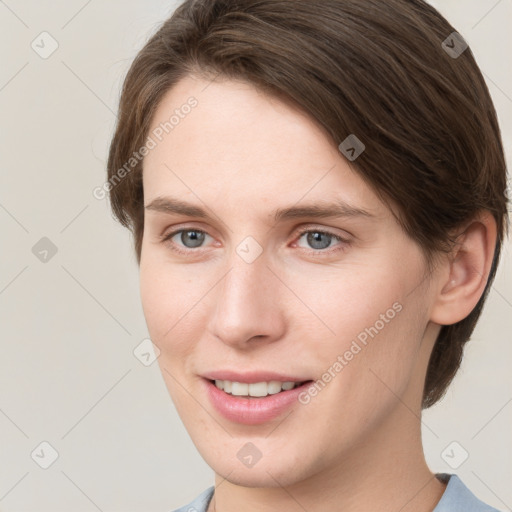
[[298, 258, 428, 397], [293, 263, 405, 345], [139, 248, 224, 370], [139, 254, 198, 350], [139, 256, 206, 409]]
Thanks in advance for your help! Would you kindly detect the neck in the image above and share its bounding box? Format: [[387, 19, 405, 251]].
[[209, 403, 446, 512]]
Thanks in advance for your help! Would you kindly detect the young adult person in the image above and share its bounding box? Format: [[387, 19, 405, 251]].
[[106, 1, 509, 510]]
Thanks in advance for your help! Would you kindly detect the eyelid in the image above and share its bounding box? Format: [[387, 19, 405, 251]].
[[160, 223, 352, 254], [294, 224, 352, 241], [291, 226, 351, 254], [159, 226, 213, 255]]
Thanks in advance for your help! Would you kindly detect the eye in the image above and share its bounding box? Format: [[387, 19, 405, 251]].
[[294, 228, 348, 252], [160, 226, 350, 255], [160, 229, 213, 253]]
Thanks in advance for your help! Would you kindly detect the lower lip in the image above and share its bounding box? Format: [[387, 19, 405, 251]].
[[203, 378, 312, 425]]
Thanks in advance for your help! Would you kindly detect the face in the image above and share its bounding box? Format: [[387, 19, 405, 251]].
[[140, 74, 440, 488]]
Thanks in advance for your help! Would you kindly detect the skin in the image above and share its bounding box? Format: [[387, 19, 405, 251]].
[[139, 74, 496, 512]]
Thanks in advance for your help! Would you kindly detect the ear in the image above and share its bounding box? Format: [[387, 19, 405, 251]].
[[430, 211, 497, 326]]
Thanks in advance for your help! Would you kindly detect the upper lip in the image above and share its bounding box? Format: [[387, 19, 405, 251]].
[[202, 370, 312, 384]]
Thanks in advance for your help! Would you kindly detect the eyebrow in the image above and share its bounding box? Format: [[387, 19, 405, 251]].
[[144, 196, 375, 222]]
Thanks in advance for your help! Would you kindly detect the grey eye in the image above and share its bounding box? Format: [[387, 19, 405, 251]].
[[303, 231, 336, 250], [179, 230, 206, 248]]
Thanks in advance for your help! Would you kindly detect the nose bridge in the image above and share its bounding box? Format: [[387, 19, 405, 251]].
[[208, 248, 283, 346], [219, 251, 271, 319]]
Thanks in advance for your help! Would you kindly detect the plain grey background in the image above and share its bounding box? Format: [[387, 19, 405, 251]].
[[0, 1, 510, 510]]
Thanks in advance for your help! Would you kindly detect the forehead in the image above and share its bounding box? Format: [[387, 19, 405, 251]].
[[142, 74, 385, 218]]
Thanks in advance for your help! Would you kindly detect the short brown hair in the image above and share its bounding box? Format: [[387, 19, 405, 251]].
[[107, 0, 509, 408]]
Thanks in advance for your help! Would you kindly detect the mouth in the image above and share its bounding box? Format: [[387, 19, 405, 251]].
[[209, 378, 311, 399], [203, 377, 314, 424]]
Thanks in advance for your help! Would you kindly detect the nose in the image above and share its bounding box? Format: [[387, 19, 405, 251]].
[[207, 252, 287, 350]]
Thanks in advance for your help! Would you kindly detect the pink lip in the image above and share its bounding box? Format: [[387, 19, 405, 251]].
[[202, 370, 308, 383], [202, 378, 313, 425]]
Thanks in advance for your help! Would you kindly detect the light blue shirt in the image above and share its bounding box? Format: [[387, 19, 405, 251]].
[[171, 473, 501, 512]]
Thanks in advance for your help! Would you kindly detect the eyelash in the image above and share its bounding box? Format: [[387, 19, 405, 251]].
[[159, 226, 350, 256]]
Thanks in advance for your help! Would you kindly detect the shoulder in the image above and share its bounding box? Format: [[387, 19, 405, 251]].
[[170, 476, 502, 512], [170, 485, 215, 512], [434, 473, 502, 512]]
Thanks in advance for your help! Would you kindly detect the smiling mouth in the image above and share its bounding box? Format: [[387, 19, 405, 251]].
[[209, 379, 313, 398]]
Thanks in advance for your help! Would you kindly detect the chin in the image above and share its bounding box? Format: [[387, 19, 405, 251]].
[[215, 463, 304, 488], [198, 441, 313, 489]]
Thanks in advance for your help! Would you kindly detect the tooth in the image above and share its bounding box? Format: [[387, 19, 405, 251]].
[[231, 381, 249, 396], [249, 382, 268, 397], [267, 381, 282, 395], [217, 379, 303, 396]]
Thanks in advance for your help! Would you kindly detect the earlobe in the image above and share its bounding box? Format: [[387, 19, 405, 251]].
[[430, 211, 497, 326]]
